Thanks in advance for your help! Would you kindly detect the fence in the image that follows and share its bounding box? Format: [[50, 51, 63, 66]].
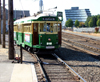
[[64, 27, 100, 33]]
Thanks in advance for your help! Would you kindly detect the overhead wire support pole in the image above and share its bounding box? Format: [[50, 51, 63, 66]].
[[2, 0, 6, 48], [8, 0, 14, 59], [0, 0, 1, 44]]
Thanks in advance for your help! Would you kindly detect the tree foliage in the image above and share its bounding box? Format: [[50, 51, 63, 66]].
[[65, 19, 73, 27], [97, 15, 100, 20], [75, 19, 79, 27], [85, 14, 100, 27], [85, 17, 91, 27], [88, 19, 94, 27], [97, 19, 100, 26], [79, 22, 85, 27]]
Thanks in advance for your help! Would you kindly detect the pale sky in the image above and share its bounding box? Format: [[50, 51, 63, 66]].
[[2, 0, 100, 15], [1, 0, 100, 25]]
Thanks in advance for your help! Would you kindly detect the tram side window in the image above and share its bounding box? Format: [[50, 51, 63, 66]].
[[14, 25, 18, 31], [23, 24, 31, 32], [18, 25, 22, 32]]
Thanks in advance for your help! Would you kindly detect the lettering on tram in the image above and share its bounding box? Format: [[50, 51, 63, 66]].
[[42, 17, 56, 21]]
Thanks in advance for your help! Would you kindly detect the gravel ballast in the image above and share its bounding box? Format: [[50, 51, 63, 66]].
[[55, 43, 100, 82]]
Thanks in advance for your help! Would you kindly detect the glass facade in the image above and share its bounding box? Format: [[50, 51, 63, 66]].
[[65, 7, 91, 24]]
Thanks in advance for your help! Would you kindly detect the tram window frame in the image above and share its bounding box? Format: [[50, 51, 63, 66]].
[[18, 24, 23, 32], [14, 25, 18, 32], [39, 23, 58, 33], [23, 24, 32, 33]]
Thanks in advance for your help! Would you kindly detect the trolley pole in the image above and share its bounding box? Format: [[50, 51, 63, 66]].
[[0, 0, 1, 44], [8, 0, 14, 59], [2, 0, 6, 48]]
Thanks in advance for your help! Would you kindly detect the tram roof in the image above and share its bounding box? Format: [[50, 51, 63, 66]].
[[14, 12, 60, 24]]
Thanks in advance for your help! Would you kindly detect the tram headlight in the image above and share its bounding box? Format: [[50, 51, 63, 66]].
[[40, 35, 42, 37], [48, 38, 51, 41]]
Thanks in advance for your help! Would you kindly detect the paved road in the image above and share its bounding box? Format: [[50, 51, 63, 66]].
[[62, 30, 100, 40]]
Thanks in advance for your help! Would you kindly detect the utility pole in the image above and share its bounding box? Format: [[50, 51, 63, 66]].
[[8, 0, 14, 59], [0, 0, 1, 44], [2, 0, 6, 48]]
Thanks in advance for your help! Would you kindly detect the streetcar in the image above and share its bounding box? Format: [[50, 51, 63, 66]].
[[14, 11, 63, 52]]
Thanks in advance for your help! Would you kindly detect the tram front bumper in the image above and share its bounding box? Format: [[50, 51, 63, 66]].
[[33, 45, 61, 49]]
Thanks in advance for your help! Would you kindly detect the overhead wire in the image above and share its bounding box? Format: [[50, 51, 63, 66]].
[[19, 0, 25, 17]]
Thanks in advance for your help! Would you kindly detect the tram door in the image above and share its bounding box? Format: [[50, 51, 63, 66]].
[[58, 23, 61, 45], [33, 23, 38, 45]]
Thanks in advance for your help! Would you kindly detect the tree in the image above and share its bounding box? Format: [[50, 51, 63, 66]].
[[97, 15, 100, 20], [88, 19, 93, 27], [65, 19, 73, 27], [79, 22, 85, 27], [85, 17, 91, 27], [85, 15, 100, 27], [91, 16, 97, 26], [75, 19, 79, 27], [96, 19, 100, 26]]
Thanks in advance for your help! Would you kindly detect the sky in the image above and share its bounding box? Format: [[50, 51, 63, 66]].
[[2, 0, 100, 15], [1, 0, 100, 24]]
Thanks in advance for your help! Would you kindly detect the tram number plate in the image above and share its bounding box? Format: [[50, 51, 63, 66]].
[[46, 46, 55, 49]]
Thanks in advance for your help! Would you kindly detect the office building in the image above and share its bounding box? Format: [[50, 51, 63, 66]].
[[1, 7, 30, 33], [65, 7, 91, 24]]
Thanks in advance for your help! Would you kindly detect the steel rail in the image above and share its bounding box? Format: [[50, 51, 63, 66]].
[[62, 37, 100, 51], [62, 37, 100, 56], [52, 53, 87, 82], [31, 53, 48, 82]]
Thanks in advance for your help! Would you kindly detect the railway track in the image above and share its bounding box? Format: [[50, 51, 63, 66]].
[[62, 32, 100, 58], [37, 53, 86, 82], [30, 53, 48, 82], [15, 45, 86, 82]]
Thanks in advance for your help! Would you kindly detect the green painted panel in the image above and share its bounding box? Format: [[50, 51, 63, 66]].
[[14, 32, 18, 41], [17, 32, 23, 45], [31, 16, 60, 21], [39, 34, 58, 46], [33, 34, 60, 49]]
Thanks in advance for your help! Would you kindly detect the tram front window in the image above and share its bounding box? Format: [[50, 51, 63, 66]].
[[46, 23, 50, 32], [40, 23, 58, 33]]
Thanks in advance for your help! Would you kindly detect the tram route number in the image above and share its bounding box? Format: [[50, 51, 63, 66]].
[[46, 46, 55, 49], [57, 12, 62, 17]]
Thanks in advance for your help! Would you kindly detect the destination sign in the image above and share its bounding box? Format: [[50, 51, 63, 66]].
[[42, 17, 56, 21], [57, 12, 63, 17]]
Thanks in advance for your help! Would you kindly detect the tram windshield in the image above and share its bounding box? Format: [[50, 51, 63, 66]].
[[40, 23, 59, 33]]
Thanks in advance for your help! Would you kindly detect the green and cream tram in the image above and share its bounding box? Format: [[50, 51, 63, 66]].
[[14, 12, 63, 51]]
